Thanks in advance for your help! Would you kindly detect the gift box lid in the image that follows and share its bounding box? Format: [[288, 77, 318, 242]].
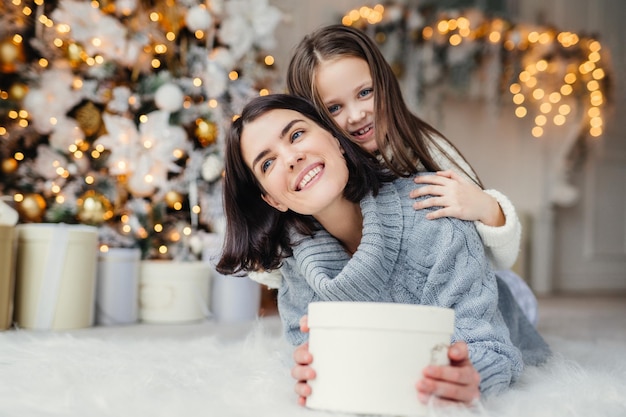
[[98, 247, 141, 261], [17, 223, 97, 241], [307, 301, 454, 334]]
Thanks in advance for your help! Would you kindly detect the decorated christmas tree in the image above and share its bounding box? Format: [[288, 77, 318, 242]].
[[0, 0, 284, 260]]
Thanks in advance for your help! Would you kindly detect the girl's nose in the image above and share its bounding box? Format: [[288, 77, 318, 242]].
[[347, 106, 365, 124]]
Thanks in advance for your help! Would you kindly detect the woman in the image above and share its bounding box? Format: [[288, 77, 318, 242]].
[[217, 94, 549, 406]]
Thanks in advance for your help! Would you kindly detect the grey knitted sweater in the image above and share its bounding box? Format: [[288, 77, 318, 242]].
[[278, 177, 525, 395]]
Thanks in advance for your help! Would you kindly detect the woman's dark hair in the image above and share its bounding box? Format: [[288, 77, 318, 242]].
[[287, 24, 480, 185], [216, 94, 391, 276]]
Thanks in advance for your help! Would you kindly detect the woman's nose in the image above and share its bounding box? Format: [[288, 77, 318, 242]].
[[286, 151, 305, 170]]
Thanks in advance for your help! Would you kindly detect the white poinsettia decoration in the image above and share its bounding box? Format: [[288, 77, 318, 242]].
[[23, 67, 82, 135], [96, 111, 190, 197], [219, 0, 282, 59], [48, 117, 85, 152], [94, 114, 139, 176], [33, 145, 69, 180], [51, 1, 133, 61]]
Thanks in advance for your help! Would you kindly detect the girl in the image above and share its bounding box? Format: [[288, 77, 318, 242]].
[[216, 94, 549, 407], [284, 23, 537, 324]]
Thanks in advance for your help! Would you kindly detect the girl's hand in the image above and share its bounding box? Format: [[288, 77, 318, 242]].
[[411, 170, 505, 227], [416, 341, 481, 405], [291, 315, 315, 406]]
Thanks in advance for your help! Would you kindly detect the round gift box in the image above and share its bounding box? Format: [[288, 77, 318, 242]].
[[307, 302, 455, 417], [202, 232, 261, 323], [14, 223, 98, 330], [139, 260, 211, 323], [0, 225, 16, 331], [210, 271, 261, 323], [96, 247, 141, 325]]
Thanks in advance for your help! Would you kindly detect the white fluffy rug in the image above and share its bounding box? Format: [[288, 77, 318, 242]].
[[1, 317, 625, 417]]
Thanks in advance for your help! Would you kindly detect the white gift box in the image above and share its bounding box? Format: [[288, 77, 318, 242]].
[[307, 302, 455, 417], [14, 223, 98, 330], [96, 247, 141, 326], [210, 270, 261, 323], [0, 226, 16, 331], [139, 260, 211, 323], [202, 233, 261, 323]]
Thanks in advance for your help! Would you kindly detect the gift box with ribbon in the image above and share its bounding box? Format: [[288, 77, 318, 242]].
[[14, 223, 98, 330], [0, 200, 18, 331]]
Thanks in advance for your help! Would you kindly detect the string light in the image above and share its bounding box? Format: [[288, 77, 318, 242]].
[[344, 3, 611, 139]]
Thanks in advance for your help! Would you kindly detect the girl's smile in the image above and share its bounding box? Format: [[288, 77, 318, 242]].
[[315, 56, 378, 153]]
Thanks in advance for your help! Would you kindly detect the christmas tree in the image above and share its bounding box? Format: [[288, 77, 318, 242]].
[[0, 0, 284, 260]]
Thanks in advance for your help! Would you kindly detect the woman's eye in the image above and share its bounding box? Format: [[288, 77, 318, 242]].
[[261, 159, 273, 173], [290, 130, 303, 142], [359, 88, 373, 98], [327, 104, 340, 115]]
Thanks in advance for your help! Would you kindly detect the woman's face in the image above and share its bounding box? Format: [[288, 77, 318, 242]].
[[240, 108, 349, 217], [315, 56, 378, 153]]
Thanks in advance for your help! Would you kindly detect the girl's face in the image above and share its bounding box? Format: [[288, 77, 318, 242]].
[[315, 56, 378, 153], [240, 108, 349, 217]]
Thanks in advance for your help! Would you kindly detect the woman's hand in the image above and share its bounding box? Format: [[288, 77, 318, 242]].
[[292, 316, 481, 408], [291, 315, 315, 406], [411, 170, 505, 227], [416, 341, 481, 405]]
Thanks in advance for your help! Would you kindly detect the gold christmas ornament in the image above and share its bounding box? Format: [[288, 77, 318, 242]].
[[195, 119, 218, 147], [18, 193, 47, 222], [66, 42, 84, 67], [74, 101, 103, 137], [8, 82, 28, 101], [1, 158, 18, 174], [164, 190, 184, 209], [77, 190, 114, 225], [0, 38, 24, 73]]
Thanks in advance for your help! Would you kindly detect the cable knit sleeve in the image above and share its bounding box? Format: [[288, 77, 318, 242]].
[[277, 258, 316, 346], [473, 189, 522, 270], [409, 215, 524, 396]]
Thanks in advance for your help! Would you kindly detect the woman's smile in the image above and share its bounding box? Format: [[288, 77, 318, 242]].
[[296, 164, 323, 191]]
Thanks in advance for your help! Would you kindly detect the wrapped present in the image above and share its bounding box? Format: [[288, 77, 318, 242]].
[[139, 260, 211, 323], [202, 233, 261, 323], [1, 200, 19, 330], [0, 225, 16, 331], [14, 224, 98, 330], [96, 247, 141, 326], [307, 302, 454, 416]]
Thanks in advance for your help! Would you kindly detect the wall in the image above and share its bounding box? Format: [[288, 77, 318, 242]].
[[268, 0, 626, 293], [516, 0, 626, 293]]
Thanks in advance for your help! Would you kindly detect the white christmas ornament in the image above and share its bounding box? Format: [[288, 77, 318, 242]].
[[154, 83, 184, 112], [201, 153, 224, 183], [185, 6, 213, 32]]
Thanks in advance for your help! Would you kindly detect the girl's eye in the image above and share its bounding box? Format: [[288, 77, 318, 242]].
[[358, 88, 373, 99], [327, 104, 340, 115]]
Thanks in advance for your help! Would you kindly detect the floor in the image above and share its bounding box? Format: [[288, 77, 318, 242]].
[[65, 293, 626, 348], [536, 294, 626, 343]]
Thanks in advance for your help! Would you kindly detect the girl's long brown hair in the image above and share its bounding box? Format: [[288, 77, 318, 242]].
[[286, 24, 481, 186]]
